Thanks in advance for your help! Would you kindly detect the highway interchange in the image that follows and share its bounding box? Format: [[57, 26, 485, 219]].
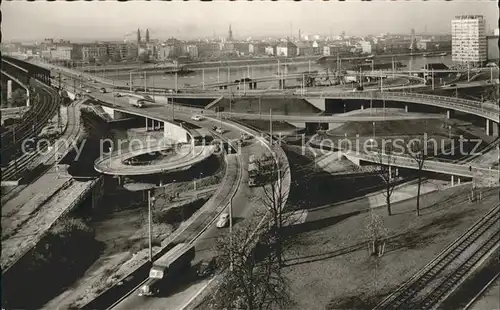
[[1, 56, 499, 310]]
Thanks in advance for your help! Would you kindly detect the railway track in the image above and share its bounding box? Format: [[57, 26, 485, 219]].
[[374, 204, 500, 310], [1, 100, 85, 202], [1, 80, 60, 173]]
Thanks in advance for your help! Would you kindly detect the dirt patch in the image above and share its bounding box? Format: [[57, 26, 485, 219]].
[[327, 119, 460, 137], [238, 119, 299, 132], [282, 186, 499, 310], [215, 97, 321, 115]]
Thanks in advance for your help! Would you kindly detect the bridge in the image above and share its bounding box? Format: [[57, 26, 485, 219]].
[[301, 91, 499, 134], [342, 150, 499, 185]]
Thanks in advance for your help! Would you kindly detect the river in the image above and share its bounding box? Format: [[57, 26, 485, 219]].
[[99, 55, 453, 90]]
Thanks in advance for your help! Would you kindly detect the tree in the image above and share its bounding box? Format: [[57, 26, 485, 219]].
[[211, 217, 293, 310], [365, 210, 388, 257], [371, 144, 398, 216], [406, 137, 429, 216], [252, 146, 294, 267]]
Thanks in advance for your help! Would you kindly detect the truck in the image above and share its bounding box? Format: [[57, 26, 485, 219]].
[[139, 243, 195, 296]]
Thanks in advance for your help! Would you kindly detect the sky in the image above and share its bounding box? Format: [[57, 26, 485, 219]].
[[2, 0, 498, 42]]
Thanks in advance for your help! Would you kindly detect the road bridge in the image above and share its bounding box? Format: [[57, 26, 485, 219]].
[[301, 91, 499, 134]]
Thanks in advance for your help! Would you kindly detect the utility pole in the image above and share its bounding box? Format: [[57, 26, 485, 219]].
[[229, 195, 234, 272], [13, 126, 18, 176], [202, 68, 205, 90], [269, 108, 273, 145], [144, 71, 147, 92], [431, 68, 435, 90], [57, 72, 62, 133], [172, 97, 175, 121], [175, 72, 178, 93], [129, 72, 133, 92], [259, 96, 262, 119], [147, 190, 153, 262]]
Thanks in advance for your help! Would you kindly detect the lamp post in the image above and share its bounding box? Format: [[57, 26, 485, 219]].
[[147, 189, 155, 262], [229, 194, 234, 272]]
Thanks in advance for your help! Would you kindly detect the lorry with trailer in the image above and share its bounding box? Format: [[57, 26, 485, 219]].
[[139, 243, 196, 296]]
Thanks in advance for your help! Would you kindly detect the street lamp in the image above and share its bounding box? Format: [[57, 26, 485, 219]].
[[147, 189, 155, 262]]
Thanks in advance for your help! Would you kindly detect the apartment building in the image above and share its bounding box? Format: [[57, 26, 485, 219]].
[[452, 15, 487, 65]]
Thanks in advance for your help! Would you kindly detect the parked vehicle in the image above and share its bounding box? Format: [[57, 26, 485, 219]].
[[99, 88, 106, 93], [139, 243, 195, 296], [191, 115, 203, 121], [85, 89, 91, 93]]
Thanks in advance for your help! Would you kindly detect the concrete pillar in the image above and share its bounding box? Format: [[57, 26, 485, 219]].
[[145, 117, 148, 131], [486, 119, 490, 135], [395, 168, 399, 176], [451, 175, 454, 186], [253, 82, 257, 89], [446, 110, 453, 119], [361, 105, 364, 110], [249, 83, 253, 90], [457, 177, 461, 185], [7, 80, 12, 99], [405, 105, 408, 112], [492, 122, 499, 136], [278, 80, 282, 89]]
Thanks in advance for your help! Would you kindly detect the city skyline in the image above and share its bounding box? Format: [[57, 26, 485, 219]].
[[2, 1, 498, 42]]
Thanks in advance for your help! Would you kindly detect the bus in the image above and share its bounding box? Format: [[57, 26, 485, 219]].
[[139, 243, 195, 296]]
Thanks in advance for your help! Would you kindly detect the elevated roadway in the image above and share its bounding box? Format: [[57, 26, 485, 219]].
[[342, 150, 499, 184], [94, 143, 216, 176]]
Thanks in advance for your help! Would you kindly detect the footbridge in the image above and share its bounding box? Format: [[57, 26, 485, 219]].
[[342, 150, 500, 186]]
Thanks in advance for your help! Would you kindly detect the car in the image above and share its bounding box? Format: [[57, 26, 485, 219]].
[[449, 83, 457, 87], [216, 213, 229, 228], [215, 127, 224, 134], [85, 89, 91, 93], [114, 92, 122, 97], [191, 115, 203, 121], [240, 133, 252, 140], [99, 88, 106, 93]]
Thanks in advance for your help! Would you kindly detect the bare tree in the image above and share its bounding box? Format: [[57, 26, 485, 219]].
[[211, 217, 293, 310], [406, 138, 429, 217], [371, 144, 398, 216], [365, 210, 389, 257], [252, 148, 294, 267]]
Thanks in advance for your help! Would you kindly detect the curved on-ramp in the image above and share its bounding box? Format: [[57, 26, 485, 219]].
[[94, 143, 216, 176]]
